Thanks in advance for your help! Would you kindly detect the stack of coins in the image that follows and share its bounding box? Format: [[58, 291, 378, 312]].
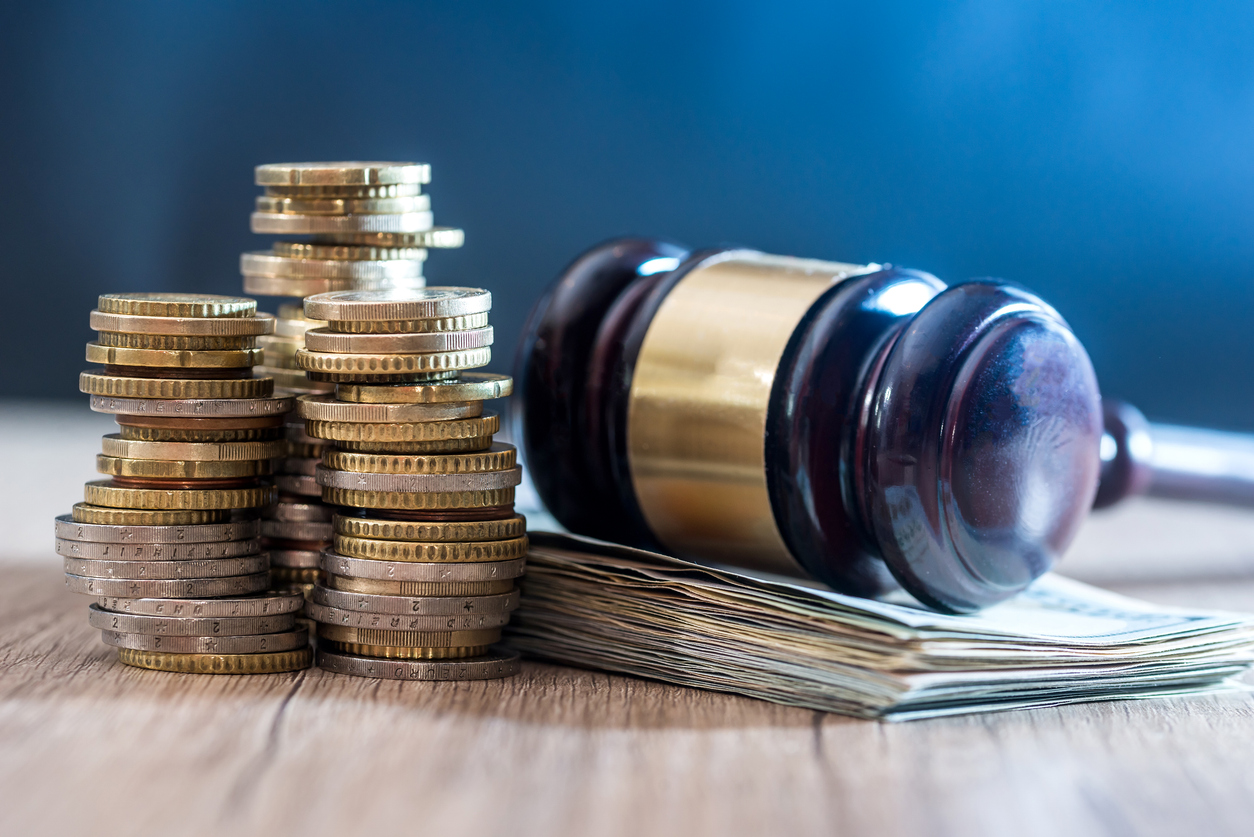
[[242, 162, 465, 598], [62, 292, 312, 673], [294, 288, 523, 681]]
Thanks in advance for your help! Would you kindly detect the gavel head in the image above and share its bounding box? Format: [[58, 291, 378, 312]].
[[516, 238, 1103, 612]]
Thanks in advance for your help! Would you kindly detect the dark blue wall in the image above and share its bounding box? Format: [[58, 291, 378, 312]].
[[4, 1, 1254, 429]]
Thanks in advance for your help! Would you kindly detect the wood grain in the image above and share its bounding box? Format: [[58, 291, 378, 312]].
[[4, 500, 1254, 836]]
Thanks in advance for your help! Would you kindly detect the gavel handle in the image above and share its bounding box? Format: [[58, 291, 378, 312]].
[[1095, 400, 1254, 508]]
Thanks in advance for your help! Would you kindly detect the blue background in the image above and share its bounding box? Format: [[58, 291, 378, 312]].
[[4, 1, 1254, 429]]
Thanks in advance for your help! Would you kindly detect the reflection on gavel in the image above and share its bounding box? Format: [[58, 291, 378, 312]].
[[516, 238, 1254, 614]]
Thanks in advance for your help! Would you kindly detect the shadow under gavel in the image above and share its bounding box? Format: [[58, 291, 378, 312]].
[[1097, 400, 1254, 510]]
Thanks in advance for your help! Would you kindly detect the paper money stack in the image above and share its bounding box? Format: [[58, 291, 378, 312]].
[[293, 288, 524, 680], [59, 293, 312, 674], [510, 534, 1254, 720], [242, 162, 465, 598]]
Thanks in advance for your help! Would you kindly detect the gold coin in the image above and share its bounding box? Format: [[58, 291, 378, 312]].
[[71, 503, 228, 526], [327, 576, 514, 596], [311, 229, 464, 249], [84, 480, 276, 510], [86, 343, 263, 369], [315, 624, 499, 650], [274, 241, 428, 261], [334, 534, 528, 563], [303, 287, 490, 322], [294, 347, 490, 377], [321, 487, 514, 511], [305, 413, 499, 443], [100, 434, 288, 461], [336, 437, 494, 454], [96, 455, 272, 479], [333, 513, 526, 542], [297, 394, 482, 424], [117, 425, 283, 443], [95, 331, 256, 351], [255, 162, 431, 187], [255, 194, 431, 216], [89, 310, 275, 336], [323, 443, 515, 475], [335, 373, 512, 404], [320, 640, 490, 660], [79, 371, 273, 399], [98, 293, 255, 318], [264, 182, 422, 199], [117, 646, 312, 674], [324, 313, 487, 335]]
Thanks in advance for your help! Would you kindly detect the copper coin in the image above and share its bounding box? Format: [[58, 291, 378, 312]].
[[108, 476, 262, 491], [103, 365, 244, 380], [114, 414, 285, 431], [337, 505, 517, 523]]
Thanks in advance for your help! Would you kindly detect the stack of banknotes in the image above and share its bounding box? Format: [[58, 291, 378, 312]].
[[507, 533, 1254, 720]]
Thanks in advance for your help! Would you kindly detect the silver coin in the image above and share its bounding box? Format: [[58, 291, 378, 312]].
[[304, 601, 511, 632], [302, 326, 493, 355], [315, 465, 522, 494], [311, 584, 519, 616], [274, 474, 321, 497], [56, 538, 262, 561], [250, 211, 434, 235], [303, 287, 491, 322], [64, 554, 269, 580], [316, 647, 520, 681], [54, 515, 261, 544], [295, 394, 484, 424], [92, 591, 305, 617], [268, 501, 333, 522], [320, 551, 526, 582], [279, 457, 320, 477], [241, 252, 424, 281], [260, 519, 333, 541], [65, 572, 270, 598], [268, 549, 323, 568], [255, 162, 431, 187], [102, 627, 309, 654], [87, 394, 294, 418], [88, 603, 298, 636], [88, 310, 276, 336]]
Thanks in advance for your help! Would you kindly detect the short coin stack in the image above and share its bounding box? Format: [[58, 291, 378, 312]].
[[63, 292, 312, 673], [295, 288, 524, 681], [242, 162, 465, 597]]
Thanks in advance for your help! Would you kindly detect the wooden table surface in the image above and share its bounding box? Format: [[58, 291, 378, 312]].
[[5, 408, 1254, 836]]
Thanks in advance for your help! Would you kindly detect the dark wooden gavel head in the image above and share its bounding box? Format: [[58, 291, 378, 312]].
[[517, 238, 1104, 613]]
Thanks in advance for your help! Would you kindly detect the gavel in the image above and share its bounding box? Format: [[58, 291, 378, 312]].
[[515, 238, 1254, 613]]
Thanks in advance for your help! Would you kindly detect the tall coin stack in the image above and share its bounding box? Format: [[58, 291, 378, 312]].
[[59, 293, 312, 674], [243, 162, 464, 599], [294, 288, 524, 681]]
